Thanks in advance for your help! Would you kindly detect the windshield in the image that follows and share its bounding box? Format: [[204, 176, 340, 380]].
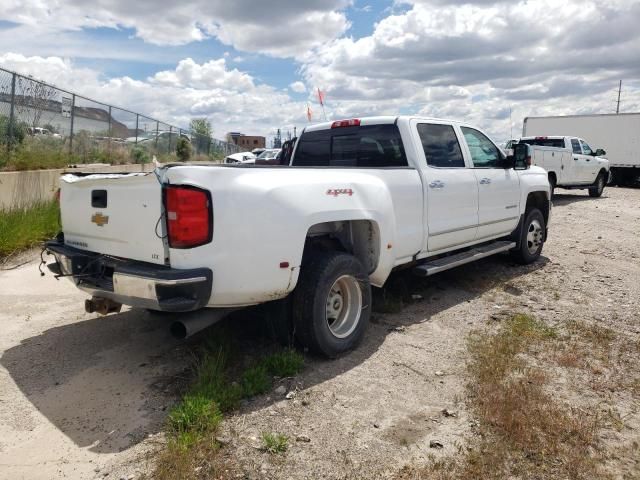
[[520, 138, 565, 148], [258, 149, 279, 159]]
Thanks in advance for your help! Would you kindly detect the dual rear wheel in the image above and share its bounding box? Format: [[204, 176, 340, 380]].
[[287, 208, 547, 357], [291, 251, 371, 358]]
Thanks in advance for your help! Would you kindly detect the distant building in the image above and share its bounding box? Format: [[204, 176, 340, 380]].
[[226, 132, 266, 149], [0, 93, 131, 137]]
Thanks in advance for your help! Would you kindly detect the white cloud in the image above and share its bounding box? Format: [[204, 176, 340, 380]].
[[3, 0, 640, 144], [300, 0, 640, 141], [289, 81, 307, 93], [0, 52, 101, 89], [0, 54, 309, 139], [0, 0, 351, 58]]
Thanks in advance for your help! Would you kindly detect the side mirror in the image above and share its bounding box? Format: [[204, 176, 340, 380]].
[[508, 142, 530, 170], [594, 148, 606, 156]]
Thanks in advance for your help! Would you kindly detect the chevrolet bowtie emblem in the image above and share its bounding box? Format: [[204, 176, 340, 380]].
[[91, 212, 109, 227]]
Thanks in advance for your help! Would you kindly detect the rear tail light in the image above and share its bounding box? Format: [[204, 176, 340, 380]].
[[331, 118, 361, 128], [526, 155, 532, 166], [164, 185, 212, 249]]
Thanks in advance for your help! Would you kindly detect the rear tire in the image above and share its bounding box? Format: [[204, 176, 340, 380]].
[[511, 208, 545, 265], [589, 173, 606, 197], [292, 251, 371, 358]]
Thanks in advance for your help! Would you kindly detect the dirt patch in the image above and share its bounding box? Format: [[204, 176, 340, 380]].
[[1, 187, 639, 479]]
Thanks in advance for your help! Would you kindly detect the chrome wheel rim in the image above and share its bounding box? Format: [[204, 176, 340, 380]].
[[526, 218, 543, 255], [325, 275, 362, 339]]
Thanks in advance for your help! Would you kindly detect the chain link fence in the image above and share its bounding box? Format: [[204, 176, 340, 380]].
[[0, 66, 239, 170]]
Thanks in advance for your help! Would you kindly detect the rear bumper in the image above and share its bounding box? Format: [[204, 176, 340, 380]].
[[45, 240, 212, 312]]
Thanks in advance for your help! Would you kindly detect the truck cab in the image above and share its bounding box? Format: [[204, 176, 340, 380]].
[[519, 136, 609, 197]]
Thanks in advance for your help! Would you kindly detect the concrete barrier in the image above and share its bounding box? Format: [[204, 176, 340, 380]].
[[0, 164, 155, 211]]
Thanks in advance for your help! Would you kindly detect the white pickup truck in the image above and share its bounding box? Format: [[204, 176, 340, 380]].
[[518, 136, 610, 197], [46, 116, 551, 357]]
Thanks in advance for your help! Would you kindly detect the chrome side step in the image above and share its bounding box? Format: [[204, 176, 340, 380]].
[[413, 241, 516, 277]]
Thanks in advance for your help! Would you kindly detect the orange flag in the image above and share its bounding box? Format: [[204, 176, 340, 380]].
[[306, 103, 313, 122], [317, 88, 325, 106]]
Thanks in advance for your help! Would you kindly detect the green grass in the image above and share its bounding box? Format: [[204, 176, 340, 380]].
[[241, 365, 271, 397], [0, 201, 60, 258], [263, 348, 306, 377], [241, 349, 305, 397], [168, 394, 223, 449], [261, 432, 289, 454], [158, 341, 305, 463]]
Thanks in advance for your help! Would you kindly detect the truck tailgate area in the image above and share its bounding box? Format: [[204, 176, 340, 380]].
[[60, 172, 167, 266]]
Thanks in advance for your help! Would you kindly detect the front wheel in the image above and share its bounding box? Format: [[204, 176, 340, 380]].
[[589, 173, 606, 197], [511, 208, 545, 265], [292, 251, 371, 358]]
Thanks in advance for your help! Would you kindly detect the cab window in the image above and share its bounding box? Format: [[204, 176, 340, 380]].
[[417, 123, 465, 168], [460, 127, 501, 168], [571, 139, 582, 154], [580, 140, 593, 156], [293, 124, 408, 167]]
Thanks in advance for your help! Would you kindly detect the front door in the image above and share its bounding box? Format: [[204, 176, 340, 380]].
[[460, 126, 521, 240], [414, 121, 479, 252], [579, 139, 599, 183], [570, 138, 594, 184]]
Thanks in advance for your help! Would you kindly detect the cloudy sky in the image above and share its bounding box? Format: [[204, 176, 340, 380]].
[[1, 0, 639, 143]]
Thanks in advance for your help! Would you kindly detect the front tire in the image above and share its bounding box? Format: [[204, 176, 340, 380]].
[[292, 251, 371, 358], [511, 208, 545, 265], [589, 173, 606, 197]]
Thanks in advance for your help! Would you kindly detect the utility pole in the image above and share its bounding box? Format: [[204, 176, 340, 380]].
[[509, 105, 513, 140], [616, 80, 622, 114]]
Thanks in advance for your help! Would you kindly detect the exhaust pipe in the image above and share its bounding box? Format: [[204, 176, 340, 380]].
[[169, 308, 236, 339]]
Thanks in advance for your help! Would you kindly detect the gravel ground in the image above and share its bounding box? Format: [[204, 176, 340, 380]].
[[1, 186, 638, 480]]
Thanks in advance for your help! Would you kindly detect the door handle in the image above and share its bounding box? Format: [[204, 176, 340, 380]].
[[479, 177, 492, 185], [573, 157, 579, 161], [429, 180, 445, 189]]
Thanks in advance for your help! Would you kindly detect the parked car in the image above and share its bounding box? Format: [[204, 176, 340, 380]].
[[523, 113, 640, 186], [125, 131, 188, 144], [255, 148, 282, 165], [518, 136, 609, 197], [46, 116, 550, 357], [27, 127, 61, 138], [224, 152, 256, 164]]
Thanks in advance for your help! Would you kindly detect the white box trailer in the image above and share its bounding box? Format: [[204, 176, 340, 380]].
[[523, 113, 640, 185]]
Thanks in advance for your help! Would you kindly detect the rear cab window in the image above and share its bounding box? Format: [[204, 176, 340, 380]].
[[292, 124, 408, 167], [520, 138, 565, 148]]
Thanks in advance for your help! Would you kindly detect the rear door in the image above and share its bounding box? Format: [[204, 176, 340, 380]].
[[460, 126, 521, 240], [412, 120, 478, 252], [60, 172, 168, 265]]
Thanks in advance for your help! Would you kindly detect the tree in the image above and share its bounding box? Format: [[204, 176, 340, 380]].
[[190, 118, 212, 155], [176, 136, 192, 162], [15, 77, 57, 130]]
